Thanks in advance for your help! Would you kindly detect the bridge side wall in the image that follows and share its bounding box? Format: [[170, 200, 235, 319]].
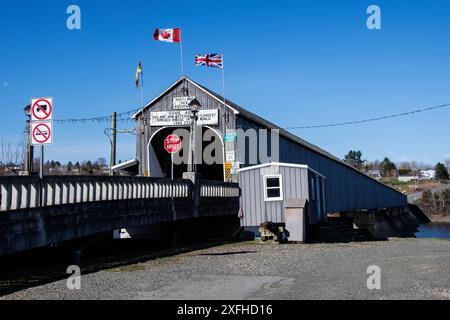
[[0, 177, 240, 257], [0, 196, 239, 257]]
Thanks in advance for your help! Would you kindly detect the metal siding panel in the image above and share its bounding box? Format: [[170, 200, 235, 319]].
[[245, 171, 253, 226], [286, 168, 298, 199], [253, 170, 260, 225], [295, 168, 302, 199], [257, 169, 265, 224]]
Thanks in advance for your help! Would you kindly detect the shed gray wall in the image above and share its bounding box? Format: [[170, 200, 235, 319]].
[[239, 165, 310, 227], [237, 116, 407, 213]]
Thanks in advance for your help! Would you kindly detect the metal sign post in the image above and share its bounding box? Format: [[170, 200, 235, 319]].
[[171, 152, 174, 181], [164, 134, 182, 180], [40, 145, 44, 179], [30, 97, 54, 206], [165, 134, 182, 215]]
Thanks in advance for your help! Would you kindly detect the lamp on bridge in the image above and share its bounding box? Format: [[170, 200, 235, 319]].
[[189, 98, 200, 118], [22, 105, 34, 175], [183, 98, 202, 182]]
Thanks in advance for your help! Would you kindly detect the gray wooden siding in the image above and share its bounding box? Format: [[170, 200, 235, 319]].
[[239, 165, 311, 227]]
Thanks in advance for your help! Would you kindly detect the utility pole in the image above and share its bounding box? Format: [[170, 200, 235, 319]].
[[39, 146, 44, 179], [109, 112, 117, 176]]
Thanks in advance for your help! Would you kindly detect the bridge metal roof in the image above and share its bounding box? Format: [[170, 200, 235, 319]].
[[131, 76, 402, 194]]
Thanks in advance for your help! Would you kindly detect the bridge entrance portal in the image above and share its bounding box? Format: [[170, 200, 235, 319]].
[[148, 126, 225, 181]]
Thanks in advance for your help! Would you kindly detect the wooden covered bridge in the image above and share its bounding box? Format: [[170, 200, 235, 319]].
[[130, 77, 420, 239]]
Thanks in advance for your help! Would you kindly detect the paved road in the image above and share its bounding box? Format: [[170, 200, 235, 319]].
[[1, 239, 450, 300]]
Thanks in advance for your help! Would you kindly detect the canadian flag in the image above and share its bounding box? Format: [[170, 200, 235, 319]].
[[153, 28, 181, 43]]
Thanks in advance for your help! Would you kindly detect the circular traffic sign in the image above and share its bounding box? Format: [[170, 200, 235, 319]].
[[32, 123, 51, 144], [32, 98, 53, 121], [164, 135, 182, 154]]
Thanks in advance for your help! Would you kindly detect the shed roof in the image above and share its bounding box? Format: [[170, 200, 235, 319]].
[[237, 162, 326, 179], [111, 159, 139, 172]]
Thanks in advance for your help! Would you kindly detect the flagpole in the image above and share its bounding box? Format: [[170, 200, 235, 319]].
[[180, 43, 185, 77], [221, 56, 226, 111], [141, 60, 144, 109]]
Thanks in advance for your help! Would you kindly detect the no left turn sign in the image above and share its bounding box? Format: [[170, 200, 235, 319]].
[[31, 98, 53, 121], [31, 122, 53, 145]]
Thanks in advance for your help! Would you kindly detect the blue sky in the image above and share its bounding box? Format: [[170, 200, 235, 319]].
[[1, 0, 449, 165]]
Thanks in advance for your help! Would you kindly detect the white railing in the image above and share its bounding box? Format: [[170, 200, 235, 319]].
[[0, 176, 191, 212], [0, 176, 241, 212], [201, 180, 240, 198]]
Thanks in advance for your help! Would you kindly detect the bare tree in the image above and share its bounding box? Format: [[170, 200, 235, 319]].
[[445, 159, 450, 171], [0, 138, 25, 167]]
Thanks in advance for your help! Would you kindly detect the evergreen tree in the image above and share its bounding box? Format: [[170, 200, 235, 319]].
[[380, 157, 397, 177], [344, 150, 365, 169], [435, 163, 449, 180]]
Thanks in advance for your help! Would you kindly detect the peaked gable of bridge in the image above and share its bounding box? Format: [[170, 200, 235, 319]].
[[132, 76, 240, 119]]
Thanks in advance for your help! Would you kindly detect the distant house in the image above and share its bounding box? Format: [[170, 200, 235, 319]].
[[367, 170, 382, 180], [398, 176, 418, 183], [419, 170, 435, 180]]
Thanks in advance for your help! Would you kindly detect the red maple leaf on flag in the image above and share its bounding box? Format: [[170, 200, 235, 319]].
[[161, 31, 171, 39]]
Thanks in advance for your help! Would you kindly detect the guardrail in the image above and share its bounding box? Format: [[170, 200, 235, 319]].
[[0, 176, 241, 212], [200, 180, 240, 198], [0, 176, 192, 212]]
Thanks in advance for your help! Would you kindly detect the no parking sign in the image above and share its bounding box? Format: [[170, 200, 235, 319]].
[[31, 98, 53, 121], [30, 97, 54, 146], [31, 122, 53, 145]]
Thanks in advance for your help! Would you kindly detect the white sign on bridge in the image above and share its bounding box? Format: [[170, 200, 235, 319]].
[[173, 97, 195, 110], [150, 109, 219, 126], [31, 121, 53, 145], [31, 98, 53, 121]]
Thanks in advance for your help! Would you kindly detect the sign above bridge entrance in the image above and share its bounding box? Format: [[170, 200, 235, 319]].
[[150, 109, 219, 126], [173, 97, 195, 110]]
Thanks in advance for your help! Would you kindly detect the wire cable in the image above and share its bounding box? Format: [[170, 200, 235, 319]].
[[284, 103, 450, 130], [52, 103, 450, 129]]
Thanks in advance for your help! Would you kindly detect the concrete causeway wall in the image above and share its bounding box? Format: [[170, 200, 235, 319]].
[[0, 176, 240, 256]]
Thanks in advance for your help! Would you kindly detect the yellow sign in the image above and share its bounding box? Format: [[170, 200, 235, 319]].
[[144, 170, 149, 177], [225, 162, 233, 178]]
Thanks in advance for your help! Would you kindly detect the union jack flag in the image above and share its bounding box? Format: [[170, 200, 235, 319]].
[[195, 54, 223, 69]]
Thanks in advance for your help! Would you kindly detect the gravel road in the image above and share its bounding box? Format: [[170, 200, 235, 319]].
[[1, 238, 450, 300]]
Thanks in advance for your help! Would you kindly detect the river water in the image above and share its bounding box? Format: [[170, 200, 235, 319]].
[[415, 222, 450, 239]]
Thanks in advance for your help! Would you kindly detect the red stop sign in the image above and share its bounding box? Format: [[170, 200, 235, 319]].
[[164, 135, 182, 154]]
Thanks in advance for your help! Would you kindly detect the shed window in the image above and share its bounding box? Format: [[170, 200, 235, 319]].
[[263, 175, 283, 201]]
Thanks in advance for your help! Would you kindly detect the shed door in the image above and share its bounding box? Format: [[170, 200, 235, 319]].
[[285, 207, 305, 242]]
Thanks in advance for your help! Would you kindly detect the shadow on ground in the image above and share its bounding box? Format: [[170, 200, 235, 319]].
[[0, 233, 253, 297]]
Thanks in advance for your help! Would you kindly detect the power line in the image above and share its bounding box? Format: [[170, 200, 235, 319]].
[[284, 103, 450, 130], [53, 108, 140, 124]]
